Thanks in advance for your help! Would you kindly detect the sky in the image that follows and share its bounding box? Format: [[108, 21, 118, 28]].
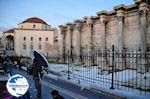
[[0, 0, 134, 34]]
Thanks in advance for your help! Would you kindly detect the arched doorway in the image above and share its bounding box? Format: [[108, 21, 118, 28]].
[[6, 35, 14, 50]]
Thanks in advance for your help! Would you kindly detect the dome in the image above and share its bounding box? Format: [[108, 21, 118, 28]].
[[5, 29, 14, 33], [20, 17, 48, 25]]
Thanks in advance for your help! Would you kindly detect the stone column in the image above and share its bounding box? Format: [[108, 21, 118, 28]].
[[97, 11, 108, 52], [83, 17, 93, 53], [97, 11, 108, 72], [58, 25, 67, 62], [66, 23, 74, 55], [74, 19, 82, 64], [83, 17, 93, 66], [114, 5, 126, 70], [138, 1, 149, 53], [114, 5, 126, 51], [135, 0, 149, 73]]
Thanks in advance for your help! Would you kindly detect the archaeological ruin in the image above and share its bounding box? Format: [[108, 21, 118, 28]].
[[58, 0, 150, 66]]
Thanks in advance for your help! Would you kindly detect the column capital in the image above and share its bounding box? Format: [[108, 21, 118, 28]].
[[74, 19, 83, 30], [134, 0, 150, 14], [66, 22, 74, 30], [134, 0, 150, 4], [83, 16, 93, 24], [97, 11, 108, 24], [139, 2, 149, 15], [58, 25, 67, 34], [114, 4, 126, 18]]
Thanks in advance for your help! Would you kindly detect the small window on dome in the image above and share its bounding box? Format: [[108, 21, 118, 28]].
[[33, 25, 36, 28]]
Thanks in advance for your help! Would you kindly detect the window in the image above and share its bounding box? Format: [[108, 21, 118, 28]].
[[31, 37, 33, 41], [39, 37, 42, 41], [30, 44, 33, 49], [33, 24, 36, 28], [23, 37, 26, 41], [147, 44, 150, 52], [46, 37, 48, 41], [91, 24, 93, 29], [38, 45, 42, 50], [23, 44, 26, 50], [21, 25, 23, 28], [54, 36, 58, 43]]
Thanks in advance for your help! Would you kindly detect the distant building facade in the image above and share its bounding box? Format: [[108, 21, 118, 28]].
[[3, 17, 58, 57], [0, 35, 5, 55], [58, 0, 150, 63]]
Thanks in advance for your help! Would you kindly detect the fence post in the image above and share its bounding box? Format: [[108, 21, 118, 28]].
[[67, 50, 70, 80], [110, 45, 115, 89]]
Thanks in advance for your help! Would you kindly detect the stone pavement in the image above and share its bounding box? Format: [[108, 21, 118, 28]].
[[11, 68, 124, 99]]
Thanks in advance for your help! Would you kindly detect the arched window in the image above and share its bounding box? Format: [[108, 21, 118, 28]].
[[38, 44, 42, 50], [33, 24, 36, 28], [54, 36, 58, 43], [23, 43, 26, 50], [39, 37, 42, 41], [46, 37, 48, 41], [30, 44, 33, 49], [31, 37, 33, 41], [23, 37, 26, 41]]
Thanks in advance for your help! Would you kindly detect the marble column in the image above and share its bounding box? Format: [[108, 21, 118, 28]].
[[74, 19, 82, 64], [135, 0, 149, 73], [66, 23, 74, 55], [83, 17, 92, 53], [114, 5, 126, 70], [114, 5, 126, 52], [97, 11, 108, 52], [97, 11, 108, 72], [138, 2, 149, 53], [83, 17, 93, 66], [58, 25, 67, 62]]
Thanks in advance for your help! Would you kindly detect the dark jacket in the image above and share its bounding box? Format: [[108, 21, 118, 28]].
[[32, 63, 42, 79]]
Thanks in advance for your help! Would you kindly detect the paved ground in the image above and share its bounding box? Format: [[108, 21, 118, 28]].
[[11, 68, 122, 99]]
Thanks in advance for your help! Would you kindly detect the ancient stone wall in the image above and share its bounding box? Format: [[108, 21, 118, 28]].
[[58, 0, 150, 64]]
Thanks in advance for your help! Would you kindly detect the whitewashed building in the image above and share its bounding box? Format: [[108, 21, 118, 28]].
[[3, 17, 58, 57]]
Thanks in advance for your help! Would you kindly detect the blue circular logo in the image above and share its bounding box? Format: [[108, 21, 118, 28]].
[[6, 74, 29, 97]]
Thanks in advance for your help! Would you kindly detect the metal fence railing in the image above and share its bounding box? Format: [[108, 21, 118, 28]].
[[48, 45, 150, 95]]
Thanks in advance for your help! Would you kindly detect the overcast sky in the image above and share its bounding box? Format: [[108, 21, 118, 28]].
[[0, 0, 134, 34]]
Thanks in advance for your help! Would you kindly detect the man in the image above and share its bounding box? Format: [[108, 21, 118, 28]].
[[7, 60, 13, 76], [31, 58, 42, 99], [51, 90, 64, 99]]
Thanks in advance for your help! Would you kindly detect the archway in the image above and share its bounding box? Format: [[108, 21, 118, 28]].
[[6, 35, 14, 50]]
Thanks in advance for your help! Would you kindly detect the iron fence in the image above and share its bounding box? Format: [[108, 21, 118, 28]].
[[48, 45, 150, 95]]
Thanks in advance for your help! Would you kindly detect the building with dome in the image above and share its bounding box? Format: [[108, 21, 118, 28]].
[[3, 17, 58, 57]]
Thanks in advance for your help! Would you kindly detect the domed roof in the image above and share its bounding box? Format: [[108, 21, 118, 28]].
[[5, 29, 14, 33], [21, 17, 48, 25]]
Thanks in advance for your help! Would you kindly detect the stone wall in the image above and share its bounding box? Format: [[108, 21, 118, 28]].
[[58, 0, 150, 65]]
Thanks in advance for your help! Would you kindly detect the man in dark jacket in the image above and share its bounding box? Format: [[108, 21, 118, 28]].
[[31, 58, 42, 99]]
